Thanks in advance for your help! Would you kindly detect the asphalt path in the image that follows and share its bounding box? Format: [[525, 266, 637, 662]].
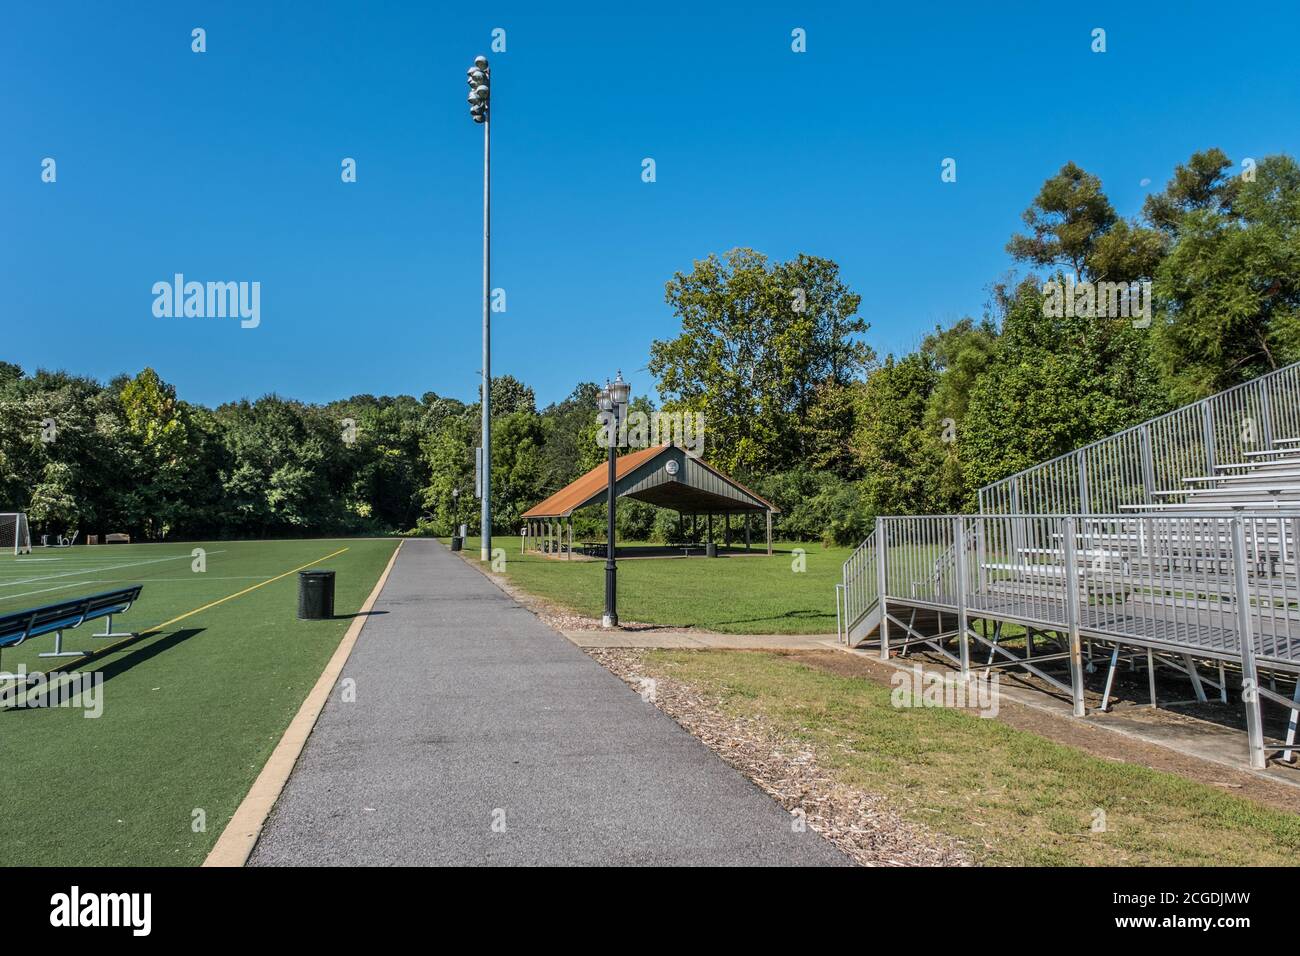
[[249, 539, 847, 866]]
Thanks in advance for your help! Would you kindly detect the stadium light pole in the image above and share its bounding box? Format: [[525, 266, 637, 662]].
[[467, 54, 492, 561], [598, 371, 631, 628]]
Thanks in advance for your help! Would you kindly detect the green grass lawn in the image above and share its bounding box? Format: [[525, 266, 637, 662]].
[[454, 535, 849, 634], [0, 538, 397, 866], [638, 649, 1300, 865]]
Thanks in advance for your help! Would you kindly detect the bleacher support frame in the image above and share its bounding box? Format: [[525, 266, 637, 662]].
[[841, 511, 1300, 769]]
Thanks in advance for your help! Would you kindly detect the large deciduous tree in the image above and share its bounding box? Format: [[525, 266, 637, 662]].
[[1151, 153, 1300, 400], [648, 248, 872, 475]]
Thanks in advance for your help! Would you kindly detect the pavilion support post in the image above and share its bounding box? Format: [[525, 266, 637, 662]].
[[745, 515, 751, 551], [766, 510, 773, 556], [724, 513, 730, 548], [567, 518, 572, 561], [707, 514, 713, 543]]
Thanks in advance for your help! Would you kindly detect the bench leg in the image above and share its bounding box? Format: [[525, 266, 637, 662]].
[[39, 629, 88, 659], [92, 614, 135, 640]]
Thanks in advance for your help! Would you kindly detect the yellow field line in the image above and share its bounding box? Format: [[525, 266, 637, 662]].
[[147, 547, 350, 634], [22, 547, 351, 673]]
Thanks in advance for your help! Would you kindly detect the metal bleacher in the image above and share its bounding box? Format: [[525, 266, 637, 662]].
[[838, 360, 1300, 770]]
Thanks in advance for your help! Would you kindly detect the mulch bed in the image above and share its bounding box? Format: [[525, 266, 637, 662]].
[[585, 647, 970, 866]]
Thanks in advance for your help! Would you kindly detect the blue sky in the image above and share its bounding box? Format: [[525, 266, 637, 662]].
[[4, 1, 1298, 409]]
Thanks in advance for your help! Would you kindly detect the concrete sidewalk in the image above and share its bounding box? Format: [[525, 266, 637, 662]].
[[563, 630, 838, 650], [249, 539, 846, 866]]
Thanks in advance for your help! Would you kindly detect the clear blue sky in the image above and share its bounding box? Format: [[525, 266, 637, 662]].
[[4, 1, 1298, 409]]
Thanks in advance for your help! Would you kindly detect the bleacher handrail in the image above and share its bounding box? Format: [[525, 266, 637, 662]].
[[978, 360, 1300, 514]]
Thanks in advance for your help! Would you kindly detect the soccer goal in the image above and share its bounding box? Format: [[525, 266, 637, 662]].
[[0, 513, 32, 556]]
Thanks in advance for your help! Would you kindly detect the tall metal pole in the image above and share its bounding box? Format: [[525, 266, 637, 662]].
[[603, 405, 618, 628], [480, 93, 492, 562]]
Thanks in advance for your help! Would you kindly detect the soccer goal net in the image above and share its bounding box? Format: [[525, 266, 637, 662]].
[[0, 513, 32, 556]]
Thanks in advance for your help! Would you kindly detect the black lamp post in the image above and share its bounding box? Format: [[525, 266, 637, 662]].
[[598, 371, 630, 628], [451, 487, 462, 551]]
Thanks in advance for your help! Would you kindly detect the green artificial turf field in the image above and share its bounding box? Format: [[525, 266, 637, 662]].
[[0, 538, 397, 866]]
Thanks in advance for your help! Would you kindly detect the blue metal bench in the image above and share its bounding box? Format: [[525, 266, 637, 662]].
[[0, 586, 144, 667]]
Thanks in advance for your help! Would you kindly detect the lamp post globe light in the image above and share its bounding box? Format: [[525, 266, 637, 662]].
[[467, 55, 492, 561], [599, 371, 631, 628]]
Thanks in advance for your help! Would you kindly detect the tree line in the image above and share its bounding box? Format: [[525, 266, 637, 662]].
[[2, 148, 1296, 545]]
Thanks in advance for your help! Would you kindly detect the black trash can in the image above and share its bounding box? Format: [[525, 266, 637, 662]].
[[450, 536, 463, 552], [298, 570, 336, 619], [706, 542, 717, 558]]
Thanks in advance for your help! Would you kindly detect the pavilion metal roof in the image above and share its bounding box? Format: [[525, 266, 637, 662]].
[[521, 444, 777, 519]]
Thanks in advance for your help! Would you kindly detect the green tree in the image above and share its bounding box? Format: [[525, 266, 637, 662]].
[[1151, 153, 1300, 400], [1007, 162, 1118, 278], [961, 278, 1167, 494], [853, 352, 941, 516], [649, 248, 871, 474]]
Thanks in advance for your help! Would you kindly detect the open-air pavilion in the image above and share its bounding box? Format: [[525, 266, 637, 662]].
[[520, 443, 778, 558]]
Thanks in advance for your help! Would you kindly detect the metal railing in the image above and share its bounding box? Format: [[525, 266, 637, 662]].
[[978, 361, 1300, 514], [838, 530, 879, 642], [870, 512, 1300, 667], [853, 511, 1300, 766]]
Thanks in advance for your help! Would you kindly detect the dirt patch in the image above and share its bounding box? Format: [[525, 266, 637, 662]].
[[792, 649, 1300, 817], [585, 647, 970, 867]]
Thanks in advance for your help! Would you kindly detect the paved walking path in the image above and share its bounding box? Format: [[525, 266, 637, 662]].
[[249, 539, 846, 866]]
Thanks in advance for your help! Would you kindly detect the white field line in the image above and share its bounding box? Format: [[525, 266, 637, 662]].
[[0, 576, 274, 605], [0, 550, 228, 589], [92, 576, 272, 583], [0, 581, 94, 604]]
